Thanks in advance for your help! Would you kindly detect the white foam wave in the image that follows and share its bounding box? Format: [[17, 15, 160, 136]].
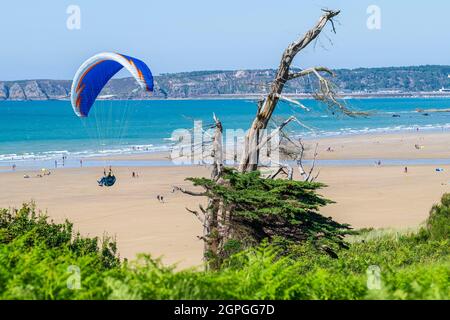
[[2, 123, 450, 163], [0, 144, 167, 163]]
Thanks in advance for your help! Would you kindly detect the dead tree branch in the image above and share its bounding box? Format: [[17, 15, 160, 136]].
[[293, 139, 320, 182], [288, 66, 334, 80], [186, 207, 206, 225], [274, 93, 310, 111], [255, 116, 297, 152], [172, 185, 207, 197], [239, 9, 341, 172]]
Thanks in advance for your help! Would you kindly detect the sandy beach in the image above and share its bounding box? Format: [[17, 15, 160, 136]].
[[308, 130, 450, 160], [1, 131, 449, 268], [92, 130, 450, 162]]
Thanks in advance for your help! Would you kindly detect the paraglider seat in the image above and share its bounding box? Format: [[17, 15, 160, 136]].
[[98, 175, 116, 187]]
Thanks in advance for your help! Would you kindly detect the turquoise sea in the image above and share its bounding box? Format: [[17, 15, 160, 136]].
[[1, 98, 450, 166]]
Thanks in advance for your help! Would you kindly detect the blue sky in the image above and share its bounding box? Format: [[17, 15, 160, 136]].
[[0, 0, 449, 80]]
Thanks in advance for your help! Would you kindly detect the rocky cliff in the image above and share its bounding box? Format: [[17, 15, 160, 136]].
[[0, 65, 449, 100]]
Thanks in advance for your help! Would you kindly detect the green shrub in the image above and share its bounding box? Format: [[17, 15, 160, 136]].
[[0, 203, 448, 300], [366, 262, 450, 300], [0, 202, 119, 270], [427, 193, 450, 241], [0, 203, 120, 299]]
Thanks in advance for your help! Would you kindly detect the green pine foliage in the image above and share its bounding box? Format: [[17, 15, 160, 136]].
[[187, 168, 351, 253], [427, 193, 450, 241]]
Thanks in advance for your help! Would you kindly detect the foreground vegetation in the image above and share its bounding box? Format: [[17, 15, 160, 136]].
[[0, 193, 448, 300]]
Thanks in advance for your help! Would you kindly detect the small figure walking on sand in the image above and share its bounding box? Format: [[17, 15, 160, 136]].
[[54, 160, 57, 169], [404, 166, 408, 174], [12, 164, 16, 171], [80, 159, 83, 168]]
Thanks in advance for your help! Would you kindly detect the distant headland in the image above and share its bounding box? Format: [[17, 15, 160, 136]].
[[1, 65, 449, 101]]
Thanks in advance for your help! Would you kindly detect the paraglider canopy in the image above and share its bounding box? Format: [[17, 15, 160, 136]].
[[70, 52, 154, 117]]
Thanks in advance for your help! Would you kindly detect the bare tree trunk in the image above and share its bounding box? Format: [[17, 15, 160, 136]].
[[239, 10, 340, 172], [205, 114, 224, 269], [174, 115, 224, 270], [210, 113, 223, 181]]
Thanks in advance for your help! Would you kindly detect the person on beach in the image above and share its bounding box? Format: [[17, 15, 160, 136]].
[[80, 159, 83, 168], [12, 164, 16, 171], [404, 167, 408, 173], [101, 166, 113, 178], [54, 160, 57, 168], [98, 167, 116, 187]]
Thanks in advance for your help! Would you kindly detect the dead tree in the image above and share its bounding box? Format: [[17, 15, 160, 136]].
[[239, 9, 347, 173], [173, 114, 225, 269], [175, 9, 360, 269]]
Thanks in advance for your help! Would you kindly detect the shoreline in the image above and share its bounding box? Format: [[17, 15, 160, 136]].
[[3, 159, 450, 173], [2, 129, 450, 171]]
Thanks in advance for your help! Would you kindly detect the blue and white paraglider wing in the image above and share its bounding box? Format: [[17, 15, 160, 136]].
[[70, 52, 154, 117]]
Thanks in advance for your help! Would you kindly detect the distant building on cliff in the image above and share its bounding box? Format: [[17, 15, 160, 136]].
[[439, 75, 450, 92]]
